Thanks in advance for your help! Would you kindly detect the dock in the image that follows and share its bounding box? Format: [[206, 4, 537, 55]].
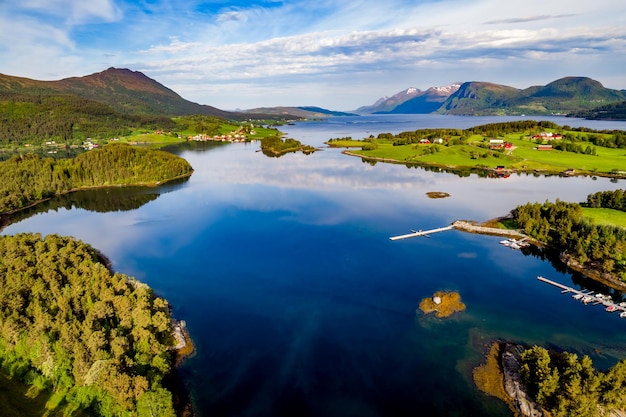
[[389, 225, 454, 241], [537, 276, 626, 317]]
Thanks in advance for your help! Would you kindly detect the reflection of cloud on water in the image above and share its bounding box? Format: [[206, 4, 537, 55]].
[[457, 252, 477, 259], [182, 145, 625, 225]]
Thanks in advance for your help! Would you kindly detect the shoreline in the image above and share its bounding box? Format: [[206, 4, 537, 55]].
[[342, 150, 626, 180], [451, 219, 626, 292], [0, 170, 194, 217]]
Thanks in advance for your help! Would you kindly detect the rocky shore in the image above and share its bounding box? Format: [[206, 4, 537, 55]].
[[473, 342, 543, 417]]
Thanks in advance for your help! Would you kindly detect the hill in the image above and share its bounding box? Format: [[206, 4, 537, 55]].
[[0, 68, 234, 118], [0, 68, 309, 121], [0, 91, 175, 145], [437, 77, 626, 116]]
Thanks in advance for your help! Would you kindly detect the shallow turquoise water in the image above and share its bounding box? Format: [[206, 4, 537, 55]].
[[4, 115, 626, 416]]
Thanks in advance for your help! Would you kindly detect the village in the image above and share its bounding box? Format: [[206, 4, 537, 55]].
[[187, 126, 258, 143]]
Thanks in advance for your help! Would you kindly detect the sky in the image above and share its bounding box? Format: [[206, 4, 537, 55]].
[[1, 0, 625, 111]]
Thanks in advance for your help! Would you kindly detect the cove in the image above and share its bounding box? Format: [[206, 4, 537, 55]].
[[3, 115, 626, 416]]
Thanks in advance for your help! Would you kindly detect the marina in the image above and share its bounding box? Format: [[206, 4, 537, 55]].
[[537, 276, 626, 317]]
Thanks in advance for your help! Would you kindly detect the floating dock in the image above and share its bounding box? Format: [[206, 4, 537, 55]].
[[537, 276, 626, 317], [389, 225, 454, 241]]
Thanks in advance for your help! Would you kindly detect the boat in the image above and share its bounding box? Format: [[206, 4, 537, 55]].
[[581, 296, 594, 304], [606, 305, 617, 313], [572, 293, 584, 300], [620, 311, 626, 318], [499, 239, 510, 246]]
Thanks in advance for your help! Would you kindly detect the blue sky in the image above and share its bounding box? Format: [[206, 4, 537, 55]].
[[1, 0, 625, 110]]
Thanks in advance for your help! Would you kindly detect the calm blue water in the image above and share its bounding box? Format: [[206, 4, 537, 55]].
[[4, 115, 626, 416]]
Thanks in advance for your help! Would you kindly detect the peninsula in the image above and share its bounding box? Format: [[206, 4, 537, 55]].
[[328, 120, 626, 179], [0, 143, 193, 215], [0, 233, 188, 416]]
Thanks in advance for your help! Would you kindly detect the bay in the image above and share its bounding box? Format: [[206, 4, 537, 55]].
[[3, 115, 626, 416]]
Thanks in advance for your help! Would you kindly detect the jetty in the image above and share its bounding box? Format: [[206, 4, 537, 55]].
[[389, 225, 454, 241], [537, 276, 626, 317]]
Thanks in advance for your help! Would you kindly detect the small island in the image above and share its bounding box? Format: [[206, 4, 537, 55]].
[[259, 135, 316, 156], [418, 291, 466, 318]]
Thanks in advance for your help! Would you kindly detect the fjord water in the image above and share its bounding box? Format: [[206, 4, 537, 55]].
[[4, 115, 626, 416]]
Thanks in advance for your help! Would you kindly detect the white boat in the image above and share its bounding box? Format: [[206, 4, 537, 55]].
[[572, 293, 584, 300], [620, 311, 626, 318], [581, 296, 593, 304]]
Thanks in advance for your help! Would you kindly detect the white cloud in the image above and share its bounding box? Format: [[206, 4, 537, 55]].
[[15, 0, 122, 23], [1, 0, 625, 108]]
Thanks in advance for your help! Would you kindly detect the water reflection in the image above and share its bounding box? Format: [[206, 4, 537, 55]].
[[0, 176, 190, 231]]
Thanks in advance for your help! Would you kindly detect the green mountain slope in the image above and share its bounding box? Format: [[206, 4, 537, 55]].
[[435, 77, 626, 116], [569, 101, 626, 120], [438, 82, 520, 115], [0, 68, 232, 117], [0, 91, 174, 145]]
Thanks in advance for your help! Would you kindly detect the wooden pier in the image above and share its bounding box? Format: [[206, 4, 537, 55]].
[[389, 225, 454, 241], [537, 276, 626, 316]]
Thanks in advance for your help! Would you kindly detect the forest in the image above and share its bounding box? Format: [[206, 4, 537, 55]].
[[519, 345, 626, 417], [0, 93, 175, 145], [0, 233, 177, 416], [511, 189, 626, 281], [0, 143, 193, 214]]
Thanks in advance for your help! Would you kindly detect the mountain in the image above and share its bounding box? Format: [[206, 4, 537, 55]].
[[0, 68, 235, 118], [437, 82, 521, 115], [437, 77, 626, 116], [355, 88, 424, 113], [384, 84, 461, 114], [356, 84, 460, 114]]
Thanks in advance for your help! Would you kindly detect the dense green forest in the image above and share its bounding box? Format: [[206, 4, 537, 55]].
[[0, 143, 193, 213], [511, 190, 626, 281], [0, 233, 177, 416], [0, 93, 175, 145], [586, 189, 626, 211], [520, 345, 626, 417]]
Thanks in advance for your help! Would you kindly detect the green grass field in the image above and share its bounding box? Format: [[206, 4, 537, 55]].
[[338, 130, 626, 176], [582, 207, 626, 228]]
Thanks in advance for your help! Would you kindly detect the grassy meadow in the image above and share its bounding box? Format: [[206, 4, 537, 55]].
[[330, 128, 626, 177], [582, 207, 626, 228]]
